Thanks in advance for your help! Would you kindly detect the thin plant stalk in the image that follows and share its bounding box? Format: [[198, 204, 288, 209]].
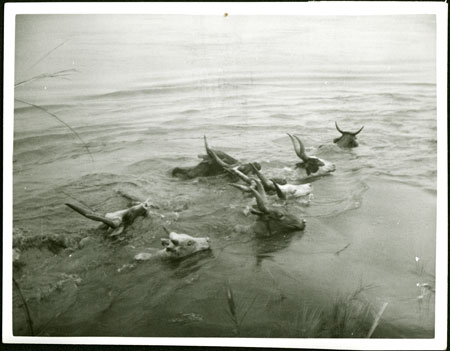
[[13, 277, 34, 336], [14, 98, 93, 161], [14, 38, 92, 161], [238, 294, 258, 326], [225, 285, 239, 335], [15, 69, 78, 88], [24, 39, 70, 73], [367, 302, 388, 338]]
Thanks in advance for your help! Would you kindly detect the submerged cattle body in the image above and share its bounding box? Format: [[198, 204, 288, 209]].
[[134, 228, 211, 261], [65, 199, 154, 237], [333, 121, 364, 148], [288, 133, 336, 178], [172, 136, 260, 179]]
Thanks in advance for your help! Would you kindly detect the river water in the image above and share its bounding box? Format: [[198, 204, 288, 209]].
[[12, 15, 437, 338]]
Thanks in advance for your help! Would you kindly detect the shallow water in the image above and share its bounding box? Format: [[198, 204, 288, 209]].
[[12, 15, 436, 338]]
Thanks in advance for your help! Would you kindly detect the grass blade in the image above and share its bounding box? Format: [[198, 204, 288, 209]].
[[25, 39, 70, 72], [367, 302, 388, 338], [15, 69, 79, 88], [15, 98, 93, 161], [238, 293, 258, 325], [13, 277, 34, 336], [225, 285, 237, 319]]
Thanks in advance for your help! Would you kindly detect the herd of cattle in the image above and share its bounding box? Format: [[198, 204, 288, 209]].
[[66, 122, 364, 260]]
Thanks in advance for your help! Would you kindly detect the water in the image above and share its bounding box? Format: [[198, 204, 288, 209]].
[[12, 15, 436, 338]]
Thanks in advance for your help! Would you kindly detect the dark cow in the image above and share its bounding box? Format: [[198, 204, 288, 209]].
[[172, 136, 260, 179], [333, 121, 364, 148]]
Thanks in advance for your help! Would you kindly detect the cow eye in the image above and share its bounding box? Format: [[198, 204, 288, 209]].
[[187, 240, 193, 246]]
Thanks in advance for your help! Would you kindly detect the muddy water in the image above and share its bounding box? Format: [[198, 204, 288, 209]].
[[12, 15, 436, 337]]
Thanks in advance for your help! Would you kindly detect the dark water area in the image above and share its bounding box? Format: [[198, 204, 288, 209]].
[[12, 15, 436, 338]]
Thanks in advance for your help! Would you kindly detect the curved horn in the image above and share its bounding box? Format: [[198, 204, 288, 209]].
[[208, 146, 233, 170], [232, 167, 252, 185], [293, 135, 308, 160], [203, 135, 212, 156], [351, 125, 364, 136], [250, 177, 267, 200], [271, 179, 286, 200], [65, 203, 120, 228], [228, 183, 252, 192], [287, 133, 303, 160], [249, 187, 269, 213], [335, 121, 345, 134], [204, 135, 224, 165], [250, 163, 271, 189]]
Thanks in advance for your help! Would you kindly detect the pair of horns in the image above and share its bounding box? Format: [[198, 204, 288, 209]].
[[287, 133, 308, 162], [335, 122, 364, 136]]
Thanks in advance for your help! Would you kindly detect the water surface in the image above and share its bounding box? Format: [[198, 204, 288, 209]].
[[12, 15, 436, 338]]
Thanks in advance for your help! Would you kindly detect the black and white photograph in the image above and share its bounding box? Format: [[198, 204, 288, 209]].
[[3, 2, 448, 349]]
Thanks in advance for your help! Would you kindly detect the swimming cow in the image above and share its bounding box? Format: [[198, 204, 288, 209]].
[[231, 179, 306, 236], [134, 227, 211, 261], [333, 121, 364, 148], [288, 134, 336, 177], [66, 200, 155, 237], [172, 136, 260, 179]]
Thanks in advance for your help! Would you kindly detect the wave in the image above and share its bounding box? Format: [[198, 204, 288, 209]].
[[14, 103, 77, 114], [55, 70, 435, 103], [14, 132, 78, 149]]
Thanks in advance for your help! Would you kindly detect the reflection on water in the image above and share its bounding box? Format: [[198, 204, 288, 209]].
[[253, 229, 305, 266], [12, 14, 436, 338]]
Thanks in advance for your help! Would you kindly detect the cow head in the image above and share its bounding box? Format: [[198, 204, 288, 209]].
[[288, 134, 335, 176], [231, 179, 306, 236], [333, 121, 364, 148]]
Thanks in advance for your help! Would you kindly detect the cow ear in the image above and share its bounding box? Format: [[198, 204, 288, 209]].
[[333, 137, 341, 143]]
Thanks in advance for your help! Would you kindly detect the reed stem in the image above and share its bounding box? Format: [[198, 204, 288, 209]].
[[13, 277, 34, 336]]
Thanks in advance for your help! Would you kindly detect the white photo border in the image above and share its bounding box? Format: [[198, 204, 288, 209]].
[[3, 2, 448, 350]]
